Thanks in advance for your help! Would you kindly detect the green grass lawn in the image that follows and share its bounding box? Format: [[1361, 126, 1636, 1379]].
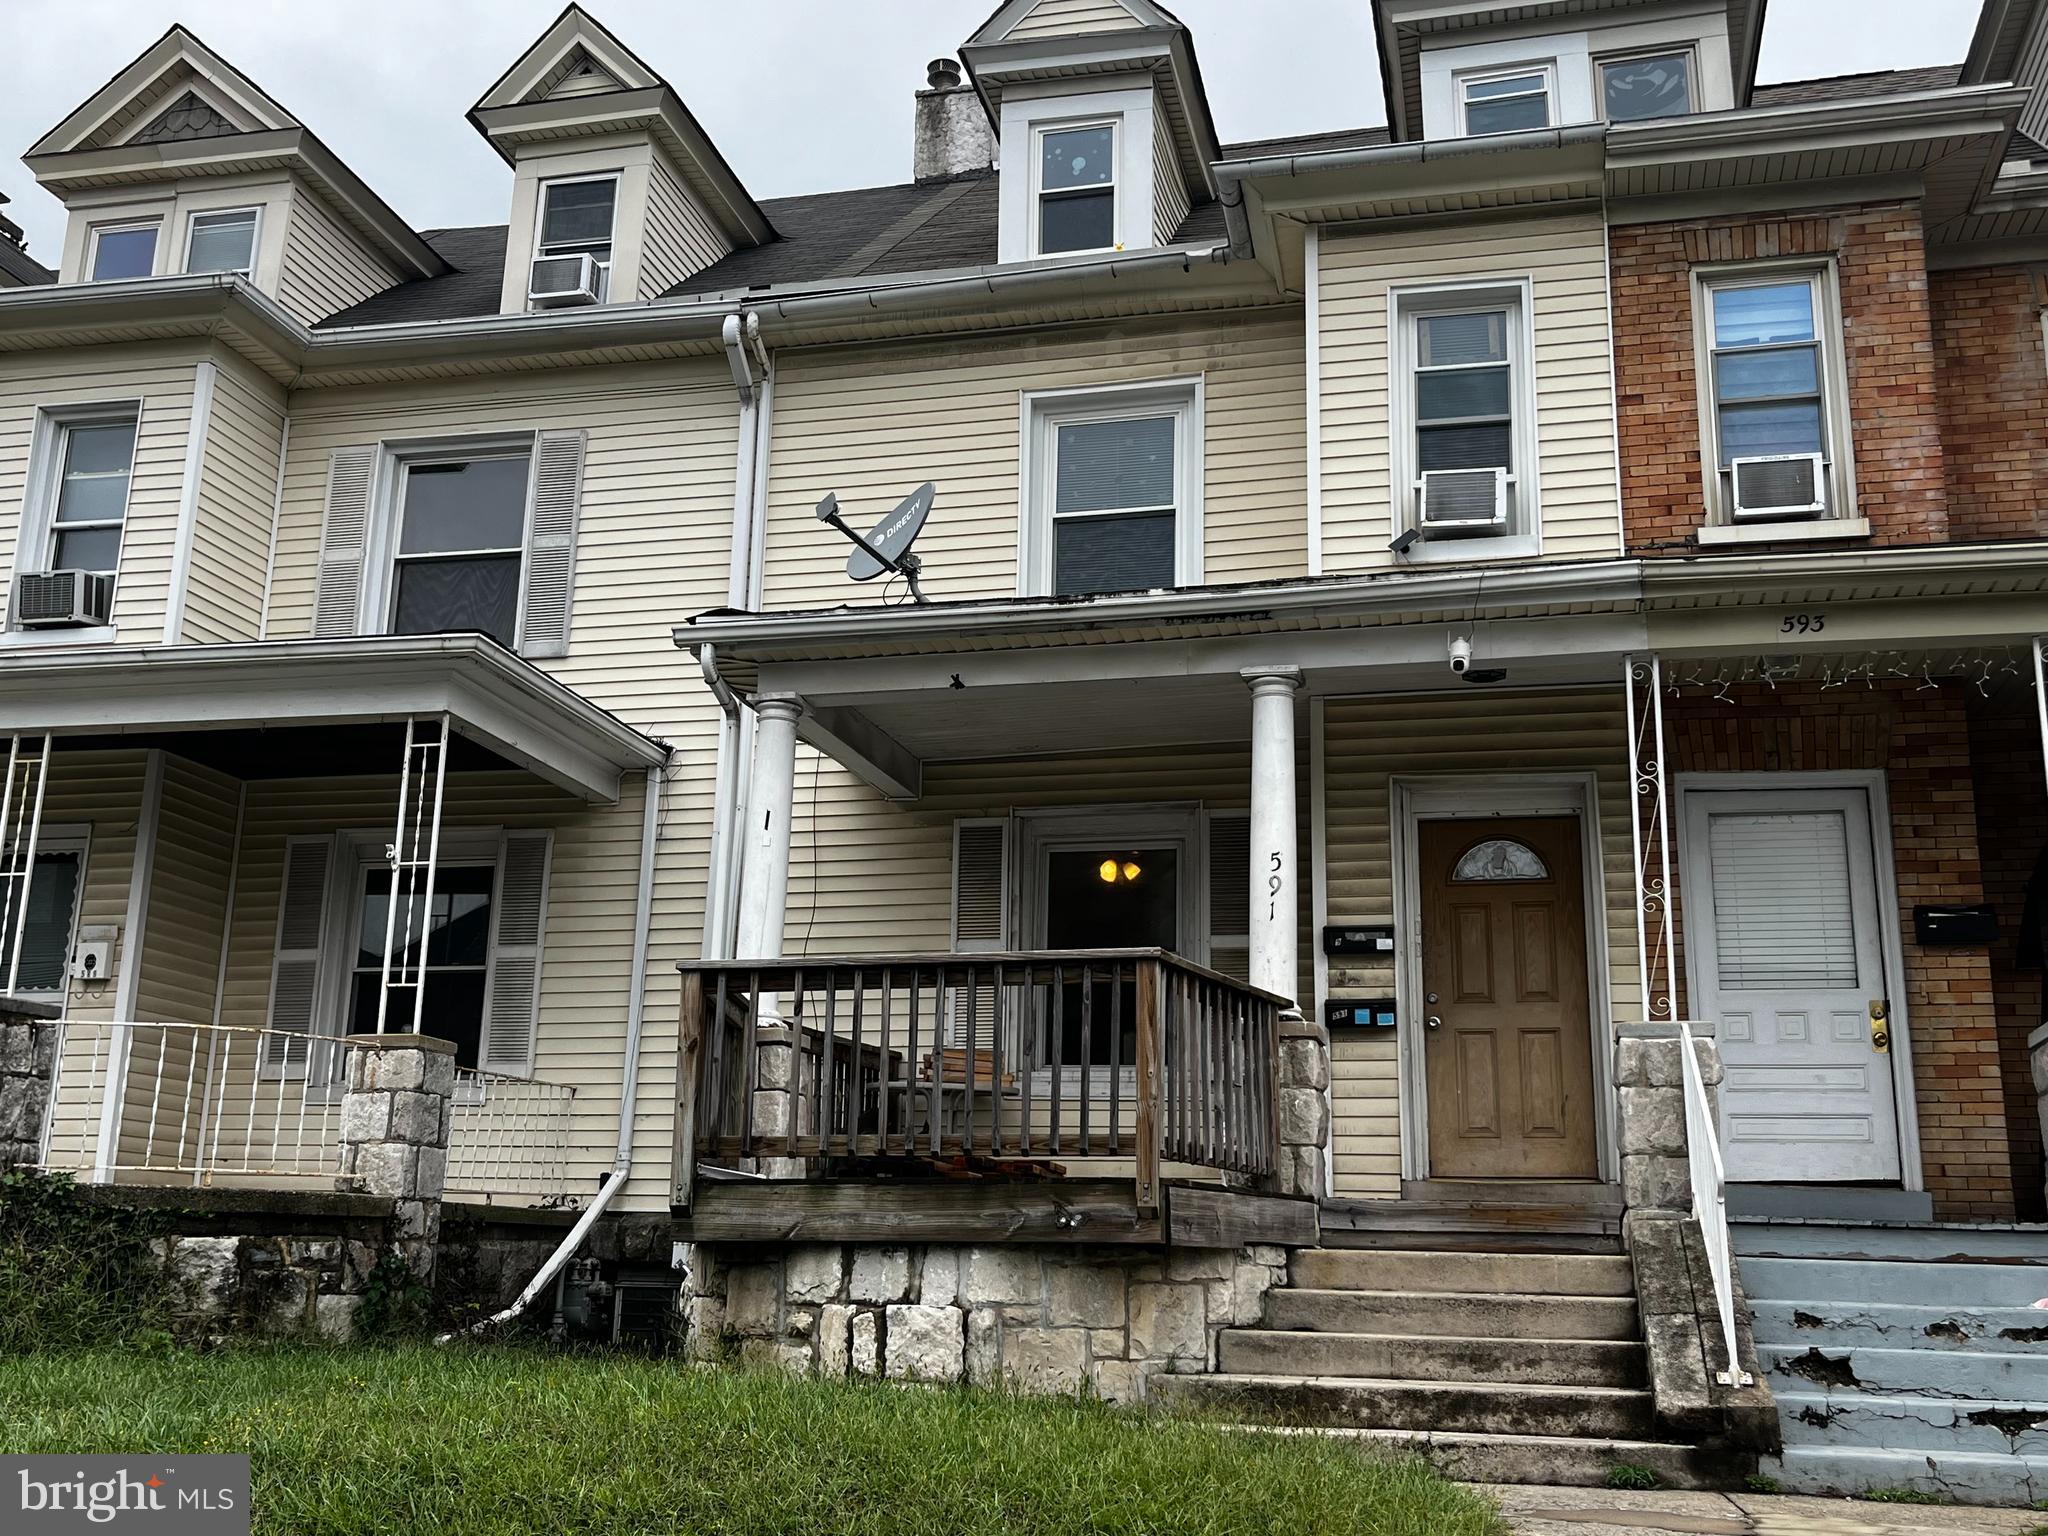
[[0, 1345, 1503, 1536]]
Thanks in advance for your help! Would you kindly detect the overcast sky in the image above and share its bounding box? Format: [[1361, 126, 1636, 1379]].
[[1, 0, 1983, 264]]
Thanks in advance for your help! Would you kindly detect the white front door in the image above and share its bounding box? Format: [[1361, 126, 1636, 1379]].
[[1681, 786, 1901, 1184]]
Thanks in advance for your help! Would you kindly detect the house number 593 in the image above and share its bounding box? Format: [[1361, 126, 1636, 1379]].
[[1780, 614, 1826, 634], [1268, 852, 1284, 919]]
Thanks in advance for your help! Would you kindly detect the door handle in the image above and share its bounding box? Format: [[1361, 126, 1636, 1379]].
[[1426, 1015, 1442, 1030], [1869, 999, 1890, 1055]]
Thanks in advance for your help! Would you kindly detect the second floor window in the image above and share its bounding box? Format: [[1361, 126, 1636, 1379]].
[[1459, 67, 1552, 136], [391, 453, 532, 648], [1036, 123, 1117, 254], [537, 178, 617, 301], [50, 418, 138, 575], [89, 222, 157, 281], [1699, 269, 1844, 522], [1024, 383, 1200, 597], [185, 208, 258, 275]]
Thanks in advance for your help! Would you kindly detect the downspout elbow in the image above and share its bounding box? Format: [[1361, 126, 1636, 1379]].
[[722, 311, 755, 404]]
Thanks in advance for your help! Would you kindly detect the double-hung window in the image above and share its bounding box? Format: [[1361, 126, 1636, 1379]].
[[1026, 385, 1200, 597], [348, 862, 495, 1069], [535, 178, 617, 302], [1394, 285, 1531, 546], [88, 221, 158, 281], [1599, 51, 1694, 122], [47, 416, 139, 576], [185, 208, 258, 275], [1035, 123, 1117, 255], [390, 452, 532, 648], [1459, 66, 1553, 135], [1697, 268, 1844, 522]]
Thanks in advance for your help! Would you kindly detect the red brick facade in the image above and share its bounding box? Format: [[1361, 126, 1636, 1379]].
[[1932, 264, 2048, 544], [1611, 202, 1948, 551]]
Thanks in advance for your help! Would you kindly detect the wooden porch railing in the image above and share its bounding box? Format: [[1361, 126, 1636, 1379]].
[[673, 950, 1286, 1211]]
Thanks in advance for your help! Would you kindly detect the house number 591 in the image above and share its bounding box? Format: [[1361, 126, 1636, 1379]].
[[1268, 852, 1284, 919]]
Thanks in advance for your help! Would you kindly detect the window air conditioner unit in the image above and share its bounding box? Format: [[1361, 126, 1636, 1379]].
[[15, 570, 112, 629], [1417, 467, 1508, 535], [528, 252, 600, 308], [1729, 452, 1826, 520]]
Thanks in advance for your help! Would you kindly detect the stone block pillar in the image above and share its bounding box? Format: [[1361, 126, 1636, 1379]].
[[1614, 1021, 1722, 1213], [1274, 1014, 1330, 1198], [2031, 1022, 2048, 1211], [0, 998, 61, 1170], [336, 1032, 455, 1277]]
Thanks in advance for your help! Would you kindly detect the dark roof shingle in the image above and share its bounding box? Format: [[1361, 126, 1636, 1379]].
[[1751, 63, 1963, 106], [314, 225, 507, 328]]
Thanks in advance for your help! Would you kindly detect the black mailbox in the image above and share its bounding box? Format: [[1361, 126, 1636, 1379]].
[[1324, 997, 1398, 1030], [1323, 924, 1396, 957], [1913, 904, 1997, 946]]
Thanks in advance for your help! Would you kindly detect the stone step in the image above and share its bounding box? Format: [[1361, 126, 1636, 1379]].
[[1775, 1388, 2048, 1456], [1266, 1287, 1640, 1342], [1155, 1372, 1658, 1439], [1765, 1443, 2048, 1507], [1217, 1328, 1645, 1388], [1734, 1219, 2048, 1265], [1741, 1256, 2048, 1309], [1245, 1427, 1737, 1490], [1318, 1199, 1621, 1255], [1289, 1248, 1634, 1297], [1761, 1342, 2048, 1400], [1749, 1298, 2048, 1353]]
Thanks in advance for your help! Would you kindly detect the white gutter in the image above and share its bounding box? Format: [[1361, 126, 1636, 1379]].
[[445, 759, 664, 1340]]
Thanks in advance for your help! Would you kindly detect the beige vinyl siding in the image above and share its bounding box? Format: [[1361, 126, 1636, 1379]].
[[132, 756, 239, 1024], [1320, 687, 1638, 1198], [639, 149, 733, 298], [276, 186, 403, 326], [760, 311, 1307, 607], [1006, 0, 1142, 37], [1152, 110, 1189, 247], [1317, 211, 1622, 574], [0, 343, 198, 642], [184, 352, 285, 644]]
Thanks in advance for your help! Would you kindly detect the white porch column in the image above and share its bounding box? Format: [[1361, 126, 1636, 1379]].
[[733, 694, 804, 960], [1243, 666, 1304, 1012]]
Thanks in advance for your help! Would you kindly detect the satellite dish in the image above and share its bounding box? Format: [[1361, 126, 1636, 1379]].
[[815, 482, 936, 603]]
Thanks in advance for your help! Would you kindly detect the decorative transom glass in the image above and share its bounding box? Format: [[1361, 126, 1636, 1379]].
[[1452, 838, 1549, 882]]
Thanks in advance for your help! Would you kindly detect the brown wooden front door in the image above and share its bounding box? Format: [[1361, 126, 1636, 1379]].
[[1420, 815, 1597, 1179]]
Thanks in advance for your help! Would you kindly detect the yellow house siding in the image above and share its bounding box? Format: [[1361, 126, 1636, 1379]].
[[1317, 211, 1621, 575], [1006, 0, 1143, 37], [639, 149, 734, 298], [759, 311, 1306, 609], [277, 188, 402, 326], [132, 756, 240, 1026], [1320, 687, 1637, 1198], [184, 352, 285, 644], [1152, 111, 1190, 247]]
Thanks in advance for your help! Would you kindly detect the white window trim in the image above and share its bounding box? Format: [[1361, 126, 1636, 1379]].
[[363, 432, 539, 648], [1689, 258, 1856, 528], [532, 171, 622, 306], [1017, 377, 1204, 598], [1456, 61, 1556, 137], [181, 204, 262, 277], [997, 83, 1157, 263], [1030, 117, 1121, 259], [5, 401, 144, 637], [86, 218, 164, 282], [1594, 44, 1699, 123], [0, 824, 90, 1004], [1388, 278, 1539, 561]]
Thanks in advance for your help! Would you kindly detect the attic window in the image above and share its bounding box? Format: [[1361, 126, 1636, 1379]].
[[1036, 122, 1117, 255], [535, 178, 617, 303], [1600, 52, 1694, 123], [1458, 66, 1553, 136]]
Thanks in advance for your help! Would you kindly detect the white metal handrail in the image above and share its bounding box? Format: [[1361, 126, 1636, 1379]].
[[446, 1068, 575, 1203], [1678, 1021, 1753, 1387]]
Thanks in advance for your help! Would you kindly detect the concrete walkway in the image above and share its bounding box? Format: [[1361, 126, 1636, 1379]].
[[1485, 1483, 2047, 1536]]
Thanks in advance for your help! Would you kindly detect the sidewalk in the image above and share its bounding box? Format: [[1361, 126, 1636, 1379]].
[[1485, 1484, 2047, 1536]]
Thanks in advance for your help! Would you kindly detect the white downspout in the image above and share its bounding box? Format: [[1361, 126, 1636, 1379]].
[[443, 759, 665, 1339]]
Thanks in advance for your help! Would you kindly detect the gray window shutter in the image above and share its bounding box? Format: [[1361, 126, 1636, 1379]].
[[264, 836, 332, 1074], [1206, 810, 1250, 982], [313, 446, 376, 637], [482, 830, 552, 1077], [518, 430, 586, 659], [949, 818, 1010, 1048]]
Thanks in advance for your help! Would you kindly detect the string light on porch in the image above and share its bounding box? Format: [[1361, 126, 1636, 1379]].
[[1659, 647, 2034, 704]]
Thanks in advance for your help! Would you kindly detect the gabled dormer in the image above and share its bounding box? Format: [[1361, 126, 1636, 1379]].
[[23, 25, 445, 322], [1371, 0, 1765, 143], [471, 5, 773, 314], [961, 0, 1219, 262]]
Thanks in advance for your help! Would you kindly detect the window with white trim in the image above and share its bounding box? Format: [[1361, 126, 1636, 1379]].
[[0, 835, 86, 996], [347, 860, 495, 1068], [389, 451, 532, 649], [184, 207, 258, 275], [1391, 284, 1533, 549], [38, 412, 140, 579], [1598, 50, 1694, 122], [1034, 122, 1118, 255], [88, 221, 158, 282], [535, 177, 617, 302], [1023, 383, 1201, 597], [1695, 266, 1849, 524], [1458, 65, 1554, 135]]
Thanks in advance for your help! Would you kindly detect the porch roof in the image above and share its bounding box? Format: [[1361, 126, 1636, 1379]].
[[0, 634, 667, 802]]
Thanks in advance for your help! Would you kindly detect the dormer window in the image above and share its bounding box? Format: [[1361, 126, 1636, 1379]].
[[1035, 123, 1117, 255], [535, 176, 617, 303], [1458, 66, 1553, 136], [1600, 51, 1693, 123], [88, 221, 158, 281], [185, 208, 258, 275]]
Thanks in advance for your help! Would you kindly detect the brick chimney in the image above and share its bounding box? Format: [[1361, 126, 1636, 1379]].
[[914, 58, 995, 184]]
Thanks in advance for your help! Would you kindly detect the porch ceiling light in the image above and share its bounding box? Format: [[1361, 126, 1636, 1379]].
[[1098, 858, 1120, 885], [1122, 860, 1142, 883], [1097, 856, 1144, 885]]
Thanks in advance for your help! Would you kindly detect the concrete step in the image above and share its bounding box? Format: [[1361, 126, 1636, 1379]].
[[1761, 1342, 2048, 1400], [1217, 1329, 1647, 1388], [1734, 1219, 2048, 1265], [1318, 1199, 1622, 1254], [1775, 1388, 2048, 1456], [1766, 1443, 2048, 1507], [1266, 1287, 1640, 1341], [1750, 1298, 2048, 1353], [1248, 1427, 1737, 1490], [1289, 1248, 1634, 1297], [1154, 1372, 1658, 1439], [1740, 1256, 2048, 1310]]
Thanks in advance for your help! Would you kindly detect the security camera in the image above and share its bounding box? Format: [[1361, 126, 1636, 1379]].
[[1448, 635, 1473, 675]]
